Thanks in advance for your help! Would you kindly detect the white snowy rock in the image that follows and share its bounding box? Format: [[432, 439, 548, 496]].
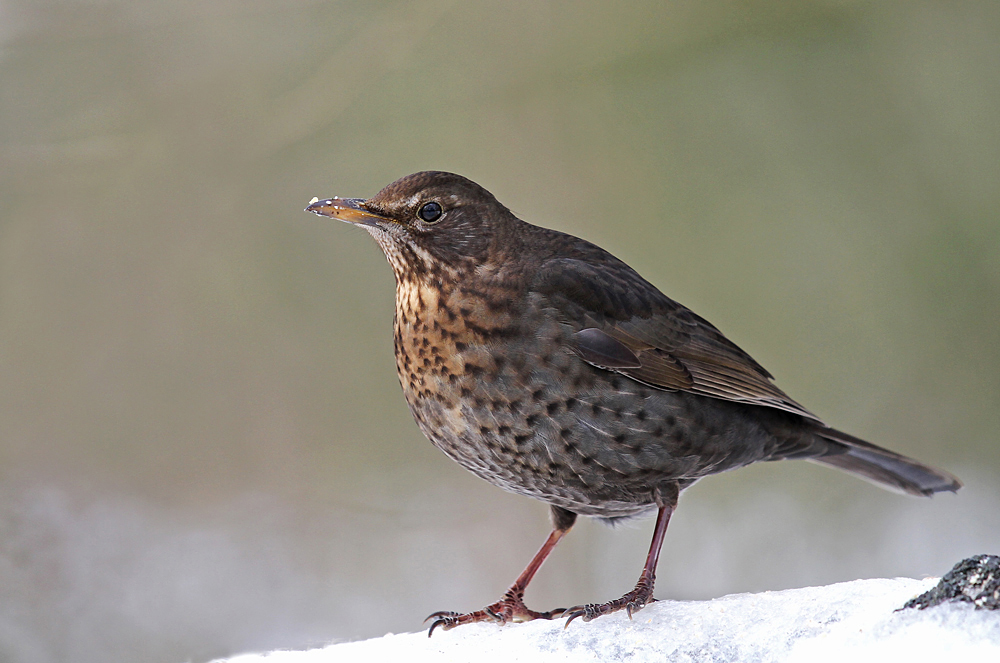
[[216, 577, 1000, 663]]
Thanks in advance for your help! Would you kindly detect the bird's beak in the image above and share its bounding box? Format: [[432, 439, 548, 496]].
[[304, 196, 392, 228]]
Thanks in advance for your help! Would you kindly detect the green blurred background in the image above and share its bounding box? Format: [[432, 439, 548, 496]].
[[1, 1, 998, 661]]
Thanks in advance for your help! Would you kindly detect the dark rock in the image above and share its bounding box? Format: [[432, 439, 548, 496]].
[[903, 555, 1000, 610]]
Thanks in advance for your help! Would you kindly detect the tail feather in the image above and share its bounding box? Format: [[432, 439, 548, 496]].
[[807, 427, 961, 497]]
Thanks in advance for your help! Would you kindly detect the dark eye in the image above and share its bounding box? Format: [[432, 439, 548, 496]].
[[418, 202, 443, 223]]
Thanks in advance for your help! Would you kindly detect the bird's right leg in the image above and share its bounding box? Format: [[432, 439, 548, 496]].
[[426, 506, 577, 636]]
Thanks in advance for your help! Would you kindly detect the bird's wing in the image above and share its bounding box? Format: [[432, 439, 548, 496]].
[[531, 257, 821, 421]]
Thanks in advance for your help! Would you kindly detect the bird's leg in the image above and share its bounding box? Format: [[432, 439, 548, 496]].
[[426, 506, 577, 636], [564, 504, 673, 626]]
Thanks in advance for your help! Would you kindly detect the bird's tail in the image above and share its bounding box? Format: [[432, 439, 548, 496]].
[[808, 427, 961, 497]]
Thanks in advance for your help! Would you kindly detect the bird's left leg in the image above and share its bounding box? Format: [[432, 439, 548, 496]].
[[563, 495, 675, 625]]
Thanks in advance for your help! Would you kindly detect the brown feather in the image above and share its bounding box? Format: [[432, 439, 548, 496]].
[[540, 257, 820, 421]]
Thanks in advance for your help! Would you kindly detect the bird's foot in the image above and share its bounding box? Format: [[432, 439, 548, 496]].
[[426, 589, 564, 636], [563, 577, 655, 626]]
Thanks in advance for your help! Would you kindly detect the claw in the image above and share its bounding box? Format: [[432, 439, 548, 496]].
[[426, 617, 450, 637], [424, 610, 457, 623], [426, 591, 562, 636], [562, 603, 597, 628], [563, 609, 583, 629], [562, 582, 655, 628]]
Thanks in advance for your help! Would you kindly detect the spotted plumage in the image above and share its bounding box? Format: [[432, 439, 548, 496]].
[[305, 170, 961, 633]]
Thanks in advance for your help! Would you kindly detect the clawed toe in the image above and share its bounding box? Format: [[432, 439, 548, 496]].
[[562, 604, 593, 627], [425, 611, 471, 637], [425, 592, 563, 636], [563, 586, 655, 627], [424, 610, 458, 622]]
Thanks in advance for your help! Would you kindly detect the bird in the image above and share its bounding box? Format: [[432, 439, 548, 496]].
[[304, 171, 961, 635]]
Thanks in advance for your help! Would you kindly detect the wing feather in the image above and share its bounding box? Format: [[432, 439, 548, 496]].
[[531, 256, 820, 422]]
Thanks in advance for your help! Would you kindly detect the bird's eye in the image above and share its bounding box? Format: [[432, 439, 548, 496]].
[[418, 202, 443, 223]]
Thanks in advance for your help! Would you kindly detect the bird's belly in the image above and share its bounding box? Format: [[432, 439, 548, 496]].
[[400, 335, 780, 518]]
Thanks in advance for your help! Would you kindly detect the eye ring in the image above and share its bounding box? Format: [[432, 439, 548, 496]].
[[417, 201, 443, 223]]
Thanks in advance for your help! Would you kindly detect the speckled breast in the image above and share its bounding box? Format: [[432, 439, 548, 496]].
[[391, 277, 780, 518]]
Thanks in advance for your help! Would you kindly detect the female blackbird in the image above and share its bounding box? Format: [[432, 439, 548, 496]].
[[305, 171, 961, 634]]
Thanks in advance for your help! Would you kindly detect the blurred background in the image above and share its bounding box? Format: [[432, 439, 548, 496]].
[[1, 1, 998, 661]]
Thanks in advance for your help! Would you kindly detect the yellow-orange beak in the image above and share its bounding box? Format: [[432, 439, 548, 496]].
[[304, 196, 393, 228]]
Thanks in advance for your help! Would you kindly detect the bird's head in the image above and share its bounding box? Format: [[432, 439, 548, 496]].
[[306, 171, 518, 282]]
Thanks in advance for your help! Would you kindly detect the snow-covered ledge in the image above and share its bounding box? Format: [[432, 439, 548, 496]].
[[217, 565, 1000, 663]]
